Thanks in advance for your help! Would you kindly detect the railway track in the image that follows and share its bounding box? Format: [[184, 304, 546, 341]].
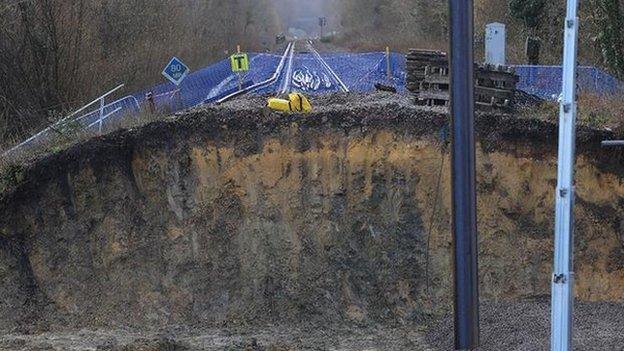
[[306, 41, 349, 93], [217, 42, 295, 104], [278, 42, 297, 94], [219, 40, 348, 103]]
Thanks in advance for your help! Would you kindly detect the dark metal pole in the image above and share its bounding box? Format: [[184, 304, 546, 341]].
[[449, 0, 480, 350], [602, 140, 624, 147]]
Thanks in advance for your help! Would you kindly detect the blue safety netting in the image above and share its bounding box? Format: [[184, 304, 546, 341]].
[[133, 53, 282, 113], [41, 55, 624, 131], [514, 65, 624, 100], [14, 50, 624, 156], [321, 52, 406, 93], [254, 51, 407, 95], [79, 54, 624, 137]]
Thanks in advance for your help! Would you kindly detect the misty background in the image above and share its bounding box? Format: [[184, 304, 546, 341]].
[[1, 0, 622, 147]]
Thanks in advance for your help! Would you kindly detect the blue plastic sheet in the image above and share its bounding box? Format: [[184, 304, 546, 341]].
[[514, 65, 624, 100], [84, 53, 624, 128], [16, 51, 624, 156]]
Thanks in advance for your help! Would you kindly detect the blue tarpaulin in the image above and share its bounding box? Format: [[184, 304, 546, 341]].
[[85, 52, 624, 128], [514, 65, 624, 100]]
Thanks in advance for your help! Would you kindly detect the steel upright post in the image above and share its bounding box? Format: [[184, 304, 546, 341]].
[[449, 0, 479, 349], [386, 46, 391, 81], [98, 96, 105, 135], [551, 1, 579, 350]]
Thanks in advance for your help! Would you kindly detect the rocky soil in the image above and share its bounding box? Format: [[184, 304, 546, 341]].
[[427, 300, 624, 350], [0, 324, 432, 351], [2, 301, 624, 350], [1, 92, 623, 350]]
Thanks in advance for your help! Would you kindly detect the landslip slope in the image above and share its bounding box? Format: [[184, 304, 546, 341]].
[[0, 93, 622, 338]]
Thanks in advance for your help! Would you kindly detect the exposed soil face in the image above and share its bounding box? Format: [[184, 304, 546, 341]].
[[1, 93, 623, 349]]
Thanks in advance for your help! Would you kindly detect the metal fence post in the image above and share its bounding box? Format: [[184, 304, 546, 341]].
[[449, 0, 480, 349], [98, 96, 105, 135], [386, 46, 391, 81], [146, 92, 155, 114], [551, 1, 579, 350]]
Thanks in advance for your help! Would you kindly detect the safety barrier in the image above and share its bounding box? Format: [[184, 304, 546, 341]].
[[7, 49, 623, 158], [514, 65, 624, 100], [3, 84, 139, 157], [3, 53, 282, 156], [217, 43, 294, 103], [307, 43, 350, 92]]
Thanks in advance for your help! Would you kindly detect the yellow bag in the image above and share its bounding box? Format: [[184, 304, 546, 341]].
[[267, 93, 312, 113], [267, 97, 291, 112], [288, 93, 312, 112]]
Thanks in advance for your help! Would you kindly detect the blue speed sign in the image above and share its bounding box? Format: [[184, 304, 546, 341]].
[[162, 57, 190, 86]]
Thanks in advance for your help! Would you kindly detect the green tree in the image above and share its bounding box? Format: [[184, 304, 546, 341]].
[[593, 0, 624, 78], [509, 0, 546, 28]]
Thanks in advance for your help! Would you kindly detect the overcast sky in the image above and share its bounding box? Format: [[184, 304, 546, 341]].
[[273, 0, 337, 34]]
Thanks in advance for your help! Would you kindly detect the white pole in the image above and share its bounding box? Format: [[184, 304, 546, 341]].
[[386, 46, 391, 81], [98, 96, 105, 135], [67, 84, 124, 120], [551, 0, 579, 350]]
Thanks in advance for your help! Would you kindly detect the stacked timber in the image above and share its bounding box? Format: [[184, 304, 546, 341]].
[[475, 64, 519, 111], [406, 49, 448, 96], [406, 49, 519, 111]]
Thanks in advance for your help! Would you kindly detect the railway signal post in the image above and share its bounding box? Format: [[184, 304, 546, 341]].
[[230, 45, 250, 90]]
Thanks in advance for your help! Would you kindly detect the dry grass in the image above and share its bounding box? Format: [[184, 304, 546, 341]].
[[518, 92, 624, 130], [577, 92, 624, 129], [0, 106, 173, 197]]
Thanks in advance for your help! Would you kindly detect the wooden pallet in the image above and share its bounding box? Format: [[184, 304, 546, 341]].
[[406, 49, 519, 110]]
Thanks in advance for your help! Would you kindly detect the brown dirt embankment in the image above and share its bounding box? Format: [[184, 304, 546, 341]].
[[0, 93, 623, 350]]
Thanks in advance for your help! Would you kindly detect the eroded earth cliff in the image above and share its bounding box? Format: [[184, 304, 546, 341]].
[[1, 93, 623, 350]]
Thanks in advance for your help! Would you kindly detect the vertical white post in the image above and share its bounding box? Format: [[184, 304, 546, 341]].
[[386, 46, 391, 81], [552, 1, 579, 350], [98, 97, 105, 135]]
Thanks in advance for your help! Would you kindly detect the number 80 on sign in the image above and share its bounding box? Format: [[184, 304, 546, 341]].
[[162, 57, 190, 86]]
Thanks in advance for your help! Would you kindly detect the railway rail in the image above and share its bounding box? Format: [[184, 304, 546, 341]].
[[307, 41, 350, 93], [219, 40, 349, 103], [217, 42, 295, 104]]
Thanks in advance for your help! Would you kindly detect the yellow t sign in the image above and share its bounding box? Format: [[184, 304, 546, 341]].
[[230, 53, 249, 72]]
